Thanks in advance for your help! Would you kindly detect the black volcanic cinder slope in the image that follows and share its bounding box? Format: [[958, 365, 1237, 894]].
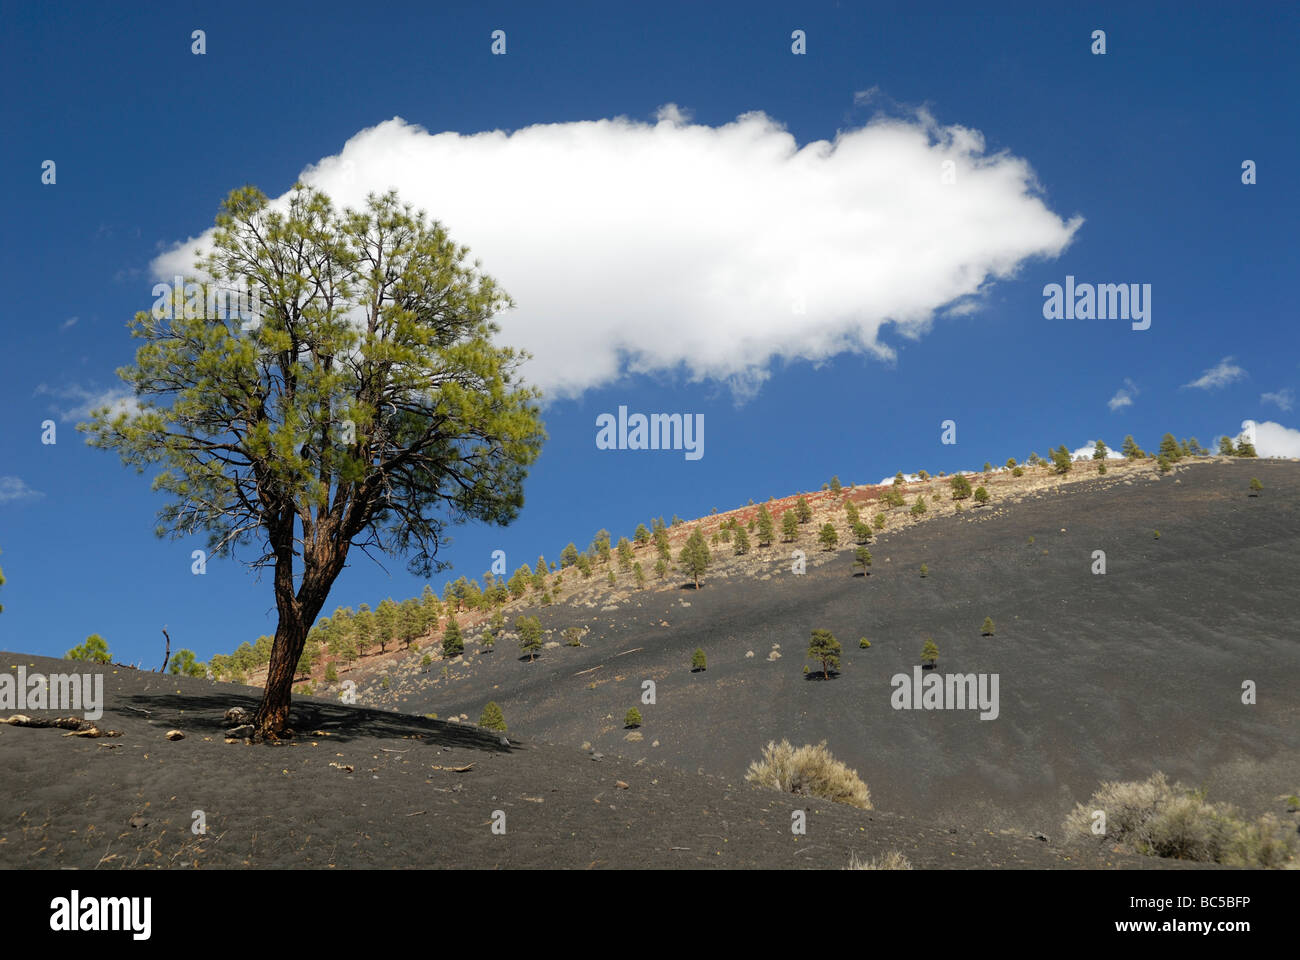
[[387, 461, 1300, 834], [0, 656, 1202, 869]]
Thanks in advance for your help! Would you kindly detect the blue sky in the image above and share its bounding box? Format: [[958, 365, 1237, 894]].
[[1, 1, 1297, 665]]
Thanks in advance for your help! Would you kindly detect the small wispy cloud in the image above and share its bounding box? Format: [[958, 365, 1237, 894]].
[[34, 383, 140, 423], [0, 476, 44, 505], [1261, 388, 1295, 412], [1108, 378, 1139, 411], [1183, 356, 1246, 391], [60, 316, 79, 331]]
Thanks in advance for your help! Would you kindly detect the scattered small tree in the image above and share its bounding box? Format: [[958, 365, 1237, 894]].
[[560, 543, 580, 568], [818, 522, 839, 551], [1093, 439, 1108, 460], [828, 475, 842, 493], [479, 701, 507, 732], [169, 649, 207, 677], [325, 661, 339, 681], [1124, 435, 1146, 459], [795, 496, 813, 524], [624, 707, 642, 728], [854, 547, 872, 576], [973, 485, 989, 506], [910, 496, 927, 517], [678, 528, 712, 589], [981, 617, 995, 637], [808, 628, 842, 680], [858, 637, 870, 649], [893, 472, 905, 487], [442, 616, 463, 657], [852, 520, 872, 543], [733, 525, 751, 555], [757, 505, 775, 546], [634, 523, 651, 546], [1012, 466, 1024, 477], [873, 512, 887, 531], [67, 634, 111, 664], [921, 638, 939, 668], [1050, 445, 1073, 475], [781, 510, 799, 542], [516, 615, 543, 661], [633, 562, 646, 588], [920, 563, 929, 578], [950, 474, 972, 500], [691, 648, 707, 672], [1249, 477, 1263, 496]]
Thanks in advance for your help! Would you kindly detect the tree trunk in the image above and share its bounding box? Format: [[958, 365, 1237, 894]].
[[254, 611, 310, 739]]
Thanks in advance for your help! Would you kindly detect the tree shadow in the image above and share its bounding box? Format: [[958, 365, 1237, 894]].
[[802, 670, 841, 681]]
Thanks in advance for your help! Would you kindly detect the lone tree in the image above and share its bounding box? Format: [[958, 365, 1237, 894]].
[[624, 707, 642, 728], [479, 701, 507, 732], [807, 628, 842, 679], [921, 638, 939, 668], [981, 617, 995, 636], [1093, 439, 1108, 460], [516, 615, 543, 661], [818, 522, 839, 551], [1249, 477, 1263, 496], [973, 485, 989, 506], [678, 527, 712, 588], [691, 648, 707, 672], [82, 185, 546, 738]]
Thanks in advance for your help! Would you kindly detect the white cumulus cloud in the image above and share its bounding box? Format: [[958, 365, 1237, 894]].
[[1184, 357, 1246, 391], [1238, 420, 1300, 458], [153, 107, 1082, 401]]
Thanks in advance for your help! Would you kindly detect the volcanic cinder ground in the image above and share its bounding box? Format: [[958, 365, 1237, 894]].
[[2, 458, 1296, 868]]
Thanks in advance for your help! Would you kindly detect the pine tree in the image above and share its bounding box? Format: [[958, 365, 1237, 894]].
[[633, 562, 646, 588], [625, 707, 642, 728], [807, 628, 842, 679], [981, 617, 995, 636], [442, 616, 463, 657], [921, 638, 939, 667], [617, 536, 635, 570], [576, 554, 593, 578], [818, 522, 839, 550], [654, 557, 667, 580], [591, 529, 612, 565], [1235, 440, 1258, 457], [169, 649, 207, 677], [873, 512, 887, 531], [844, 499, 860, 524], [1093, 440, 1108, 460], [1124, 435, 1145, 459], [854, 547, 872, 575], [858, 637, 870, 649], [561, 543, 580, 568], [920, 563, 929, 578], [678, 528, 712, 589], [1012, 466, 1024, 477], [325, 662, 339, 682], [1157, 433, 1182, 461], [1218, 436, 1236, 456], [852, 521, 872, 543], [479, 701, 507, 733], [509, 565, 531, 598], [757, 504, 775, 546], [910, 495, 927, 517], [67, 634, 112, 663], [634, 523, 651, 546], [893, 472, 905, 487], [734, 525, 751, 555], [1249, 477, 1263, 496], [781, 510, 799, 541], [691, 648, 707, 672], [516, 616, 543, 661], [1006, 458, 1017, 469], [829, 475, 842, 493], [950, 474, 972, 500], [1051, 445, 1073, 475], [796, 496, 813, 523], [973, 486, 989, 506]]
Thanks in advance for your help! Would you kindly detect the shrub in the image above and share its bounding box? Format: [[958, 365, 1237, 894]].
[[479, 701, 507, 733], [67, 634, 111, 664], [910, 496, 927, 517], [973, 485, 989, 505], [893, 472, 905, 487], [983, 462, 992, 473], [655, 558, 667, 580], [846, 850, 911, 870], [691, 648, 707, 671], [1249, 477, 1262, 496], [950, 474, 972, 500], [981, 617, 994, 636], [1097, 463, 1107, 475], [818, 523, 839, 551], [745, 740, 872, 809], [562, 626, 584, 647], [606, 569, 616, 587], [1157, 455, 1172, 473], [1006, 458, 1017, 468], [873, 512, 887, 531], [418, 655, 430, 670], [624, 707, 642, 729], [1063, 772, 1297, 867], [576, 554, 593, 578], [858, 637, 870, 649], [807, 628, 842, 679], [1012, 466, 1024, 477], [919, 563, 928, 577], [326, 662, 340, 681]]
